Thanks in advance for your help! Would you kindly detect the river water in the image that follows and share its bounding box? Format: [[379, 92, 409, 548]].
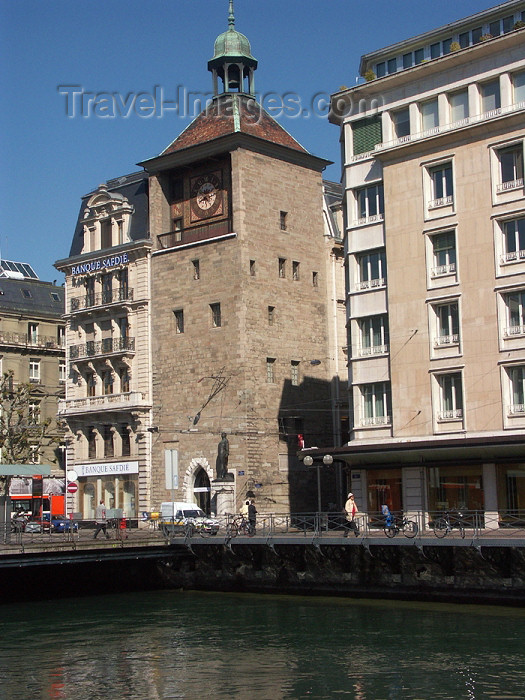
[[0, 590, 524, 700]]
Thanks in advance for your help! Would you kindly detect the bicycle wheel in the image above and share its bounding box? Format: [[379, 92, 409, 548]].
[[433, 518, 448, 538], [403, 520, 418, 538], [384, 526, 397, 538], [225, 523, 238, 538]]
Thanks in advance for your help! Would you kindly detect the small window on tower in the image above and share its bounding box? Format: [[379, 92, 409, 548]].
[[250, 260, 256, 276], [174, 309, 184, 334], [192, 259, 200, 280], [280, 211, 287, 231]]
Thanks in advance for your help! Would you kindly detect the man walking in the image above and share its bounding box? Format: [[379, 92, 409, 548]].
[[93, 500, 110, 539], [247, 500, 257, 536]]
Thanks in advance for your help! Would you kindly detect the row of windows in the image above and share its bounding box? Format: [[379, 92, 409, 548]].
[[351, 214, 525, 295], [356, 364, 525, 428], [352, 287, 525, 358], [373, 12, 525, 78], [27, 358, 66, 383], [83, 367, 130, 397], [85, 424, 132, 459], [352, 140, 524, 229], [351, 69, 525, 156]]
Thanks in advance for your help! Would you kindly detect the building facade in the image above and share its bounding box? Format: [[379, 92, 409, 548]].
[[55, 172, 153, 521], [327, 1, 525, 524], [55, 5, 346, 518], [141, 9, 345, 515], [0, 261, 66, 505]]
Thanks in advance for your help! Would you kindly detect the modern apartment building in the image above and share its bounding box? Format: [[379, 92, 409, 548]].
[[327, 1, 525, 523], [55, 3, 346, 518]]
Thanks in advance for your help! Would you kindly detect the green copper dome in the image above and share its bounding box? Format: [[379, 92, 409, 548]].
[[212, 27, 255, 61], [209, 0, 257, 66]]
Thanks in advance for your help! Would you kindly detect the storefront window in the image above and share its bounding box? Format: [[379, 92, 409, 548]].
[[117, 479, 136, 517], [82, 482, 96, 518], [427, 466, 484, 513], [367, 469, 402, 514], [497, 464, 525, 518]]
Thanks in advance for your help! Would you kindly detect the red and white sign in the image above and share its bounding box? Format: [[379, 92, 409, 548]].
[[67, 482, 78, 493]]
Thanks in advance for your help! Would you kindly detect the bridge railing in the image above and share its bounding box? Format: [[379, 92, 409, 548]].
[[2, 510, 525, 550]]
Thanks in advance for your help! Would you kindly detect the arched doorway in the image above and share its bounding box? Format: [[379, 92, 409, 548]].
[[194, 467, 211, 514]]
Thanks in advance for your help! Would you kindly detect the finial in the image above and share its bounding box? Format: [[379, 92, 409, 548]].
[[228, 0, 235, 28]]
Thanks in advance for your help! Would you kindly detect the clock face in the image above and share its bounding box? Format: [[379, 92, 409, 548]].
[[190, 171, 223, 220]]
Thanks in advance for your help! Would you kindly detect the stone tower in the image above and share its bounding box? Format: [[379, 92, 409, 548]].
[[141, 2, 340, 515]]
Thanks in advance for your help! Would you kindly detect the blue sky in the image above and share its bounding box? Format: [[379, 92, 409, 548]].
[[0, 0, 501, 283]]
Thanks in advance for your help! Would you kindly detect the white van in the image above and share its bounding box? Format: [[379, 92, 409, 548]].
[[159, 502, 219, 536]]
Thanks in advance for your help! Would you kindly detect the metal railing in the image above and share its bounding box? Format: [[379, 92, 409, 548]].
[[4, 510, 524, 551], [70, 288, 133, 312], [0, 332, 64, 350], [69, 337, 135, 359]]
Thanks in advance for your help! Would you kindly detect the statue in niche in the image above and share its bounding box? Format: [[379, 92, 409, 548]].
[[215, 432, 233, 481]]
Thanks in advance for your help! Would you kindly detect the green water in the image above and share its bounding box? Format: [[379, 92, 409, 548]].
[[0, 591, 524, 699]]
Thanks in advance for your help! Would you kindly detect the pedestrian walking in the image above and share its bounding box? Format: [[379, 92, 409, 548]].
[[343, 493, 360, 537], [93, 500, 110, 539], [247, 500, 257, 535]]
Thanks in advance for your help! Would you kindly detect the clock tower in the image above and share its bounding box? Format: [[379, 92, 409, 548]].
[[141, 2, 340, 515]]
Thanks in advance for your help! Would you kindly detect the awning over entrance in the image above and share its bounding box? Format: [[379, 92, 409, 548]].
[[0, 465, 52, 476], [301, 433, 525, 469]]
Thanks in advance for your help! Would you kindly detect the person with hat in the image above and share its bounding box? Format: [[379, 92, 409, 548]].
[[343, 493, 360, 537]]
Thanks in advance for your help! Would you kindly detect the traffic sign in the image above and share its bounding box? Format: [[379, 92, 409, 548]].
[[67, 482, 78, 493]]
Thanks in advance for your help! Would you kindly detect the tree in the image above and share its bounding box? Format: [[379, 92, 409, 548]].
[[0, 371, 60, 496]]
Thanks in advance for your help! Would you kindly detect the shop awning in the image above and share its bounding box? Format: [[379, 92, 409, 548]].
[[0, 464, 52, 476], [301, 433, 525, 469]]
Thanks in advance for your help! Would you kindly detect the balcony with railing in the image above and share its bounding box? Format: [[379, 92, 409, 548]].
[[70, 287, 133, 313], [359, 344, 389, 357], [157, 219, 232, 250], [0, 331, 65, 351], [361, 415, 391, 426], [58, 391, 149, 416], [504, 325, 525, 338], [496, 178, 524, 194], [501, 250, 525, 264], [69, 337, 135, 360], [351, 101, 525, 160], [431, 262, 456, 277], [438, 408, 463, 421], [355, 277, 386, 291], [435, 333, 460, 347], [428, 195, 454, 210], [355, 213, 384, 227]]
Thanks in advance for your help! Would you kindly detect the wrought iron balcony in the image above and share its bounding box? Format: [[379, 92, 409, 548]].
[[70, 287, 133, 312], [69, 337, 135, 360], [0, 331, 65, 350]]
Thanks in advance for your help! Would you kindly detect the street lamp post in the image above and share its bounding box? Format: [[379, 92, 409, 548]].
[[303, 454, 333, 513]]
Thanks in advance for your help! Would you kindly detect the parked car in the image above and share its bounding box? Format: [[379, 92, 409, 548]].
[[42, 514, 79, 533], [24, 518, 44, 534]]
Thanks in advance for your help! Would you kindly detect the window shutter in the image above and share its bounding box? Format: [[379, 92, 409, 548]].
[[352, 116, 382, 155]]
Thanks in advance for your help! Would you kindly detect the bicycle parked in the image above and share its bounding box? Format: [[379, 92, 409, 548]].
[[381, 505, 418, 538], [226, 515, 255, 538], [433, 510, 465, 539]]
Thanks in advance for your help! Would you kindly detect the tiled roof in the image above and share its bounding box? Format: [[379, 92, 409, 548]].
[[161, 94, 307, 155]]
